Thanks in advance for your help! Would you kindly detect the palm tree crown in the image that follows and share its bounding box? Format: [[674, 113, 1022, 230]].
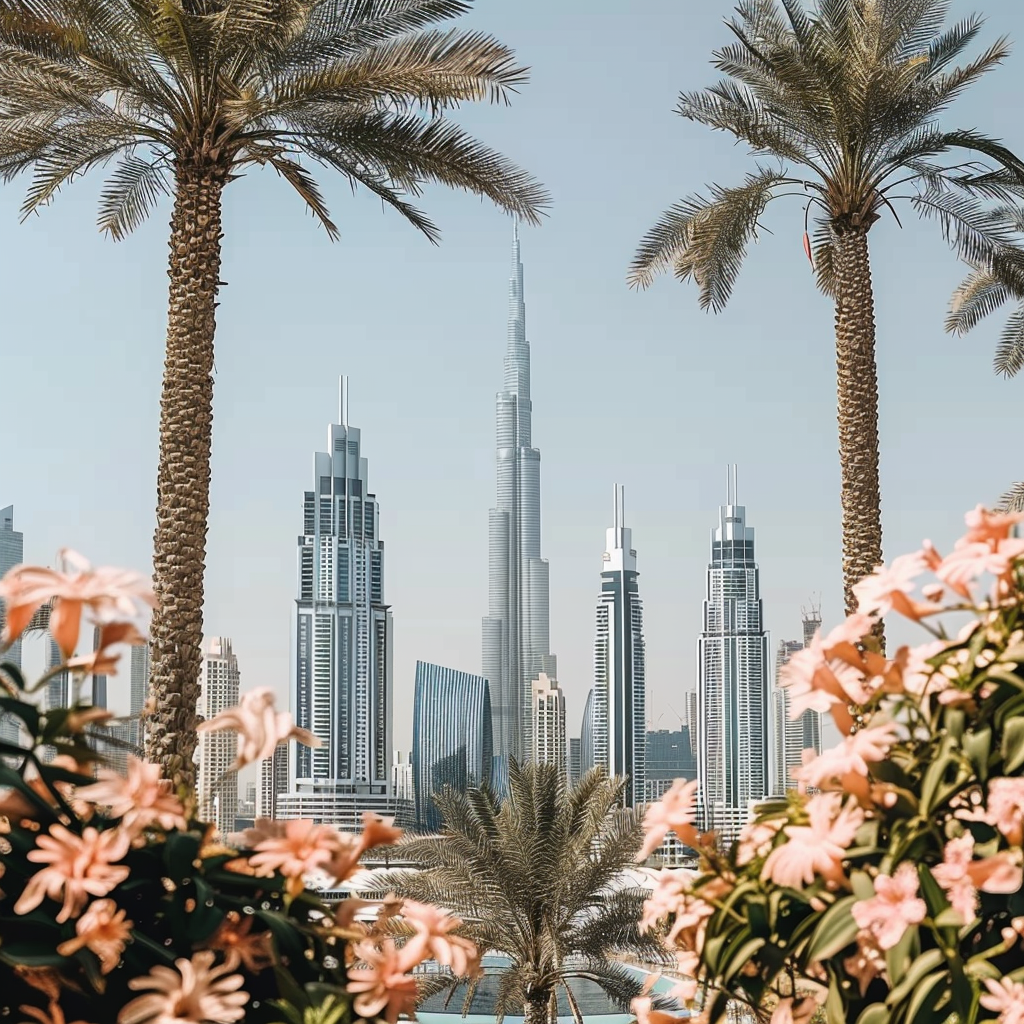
[[0, 0, 546, 238], [629, 0, 1024, 636], [0, 0, 547, 790], [377, 761, 669, 1024]]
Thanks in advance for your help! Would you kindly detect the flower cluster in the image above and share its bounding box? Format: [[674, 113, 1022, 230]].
[[0, 551, 477, 1024], [636, 507, 1024, 1024]]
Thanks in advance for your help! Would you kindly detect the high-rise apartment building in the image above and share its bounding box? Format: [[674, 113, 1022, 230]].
[[129, 643, 150, 751], [258, 744, 288, 820], [411, 662, 492, 832], [772, 639, 804, 794], [391, 751, 414, 803], [197, 637, 240, 838], [278, 380, 396, 829], [482, 224, 557, 768], [46, 637, 68, 712], [530, 673, 566, 776], [581, 689, 595, 774], [591, 485, 646, 806], [697, 468, 770, 843], [0, 506, 23, 744], [645, 728, 697, 803], [568, 737, 582, 787]]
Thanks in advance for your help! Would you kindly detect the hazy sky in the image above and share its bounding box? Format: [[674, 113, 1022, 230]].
[[5, 0, 1024, 753]]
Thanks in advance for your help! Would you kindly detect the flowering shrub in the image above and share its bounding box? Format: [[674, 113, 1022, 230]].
[[637, 507, 1024, 1024], [0, 550, 478, 1024]]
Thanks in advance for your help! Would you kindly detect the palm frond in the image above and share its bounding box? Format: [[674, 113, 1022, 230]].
[[993, 307, 1024, 378], [997, 481, 1024, 513], [629, 167, 786, 310], [258, 148, 339, 238], [97, 151, 170, 239], [946, 265, 1013, 336]]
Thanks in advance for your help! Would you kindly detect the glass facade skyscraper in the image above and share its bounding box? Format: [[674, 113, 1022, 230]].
[[0, 506, 23, 744], [288, 380, 393, 804], [482, 224, 556, 767], [591, 485, 646, 807], [697, 467, 770, 843], [412, 662, 492, 832]]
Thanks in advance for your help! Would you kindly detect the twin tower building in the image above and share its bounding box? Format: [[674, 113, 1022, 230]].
[[278, 226, 773, 838]]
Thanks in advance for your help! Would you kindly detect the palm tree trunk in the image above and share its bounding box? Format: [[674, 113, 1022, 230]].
[[144, 160, 226, 792], [524, 989, 554, 1024], [832, 227, 884, 650]]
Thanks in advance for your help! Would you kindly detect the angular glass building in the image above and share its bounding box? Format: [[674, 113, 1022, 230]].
[[591, 485, 646, 806], [412, 662, 492, 832], [283, 380, 393, 822], [482, 224, 556, 768], [697, 467, 770, 843]]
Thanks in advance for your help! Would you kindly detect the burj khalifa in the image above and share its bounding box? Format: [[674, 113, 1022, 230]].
[[482, 224, 557, 767]]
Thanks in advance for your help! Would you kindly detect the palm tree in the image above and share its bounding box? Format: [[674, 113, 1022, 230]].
[[0, 0, 548, 790], [629, 0, 1024, 646], [945, 221, 1024, 511], [377, 761, 669, 1024]]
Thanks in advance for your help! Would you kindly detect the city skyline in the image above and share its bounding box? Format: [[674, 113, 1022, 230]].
[[483, 223, 557, 767]]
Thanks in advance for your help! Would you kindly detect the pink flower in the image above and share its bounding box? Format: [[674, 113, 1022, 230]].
[[15, 825, 130, 923], [735, 817, 784, 867], [347, 938, 420, 1023], [639, 779, 698, 859], [760, 794, 864, 890], [399, 900, 480, 977], [981, 977, 1024, 1024], [983, 777, 1024, 845], [895, 641, 949, 698], [963, 505, 1024, 545], [937, 539, 1024, 591], [850, 863, 926, 950], [932, 834, 1023, 923], [76, 756, 188, 834], [117, 951, 248, 1024], [793, 722, 901, 790], [851, 553, 926, 618], [67, 622, 148, 677], [248, 818, 344, 895], [770, 997, 820, 1024], [196, 687, 319, 770], [0, 549, 154, 658], [639, 869, 689, 934], [56, 898, 133, 973]]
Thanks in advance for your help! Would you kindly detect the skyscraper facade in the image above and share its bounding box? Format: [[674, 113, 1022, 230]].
[[197, 637, 240, 837], [530, 673, 566, 776], [645, 727, 697, 803], [259, 744, 288, 820], [482, 225, 557, 767], [591, 485, 646, 806], [772, 639, 804, 794], [411, 662, 492, 832], [568, 737, 582, 787], [129, 643, 150, 751], [697, 468, 770, 843], [0, 506, 23, 744], [290, 380, 392, 797]]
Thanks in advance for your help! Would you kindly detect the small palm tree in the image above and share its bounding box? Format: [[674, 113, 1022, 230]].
[[377, 761, 669, 1024], [0, 0, 548, 790], [945, 222, 1024, 511], [629, 0, 1024, 645]]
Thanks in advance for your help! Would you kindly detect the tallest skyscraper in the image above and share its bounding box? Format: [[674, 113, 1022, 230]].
[[483, 224, 556, 765]]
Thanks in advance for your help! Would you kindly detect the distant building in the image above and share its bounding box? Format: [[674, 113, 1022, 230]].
[[412, 662, 492, 832], [0, 505, 23, 744], [568, 737, 582, 787], [258, 743, 288, 820], [197, 637, 240, 838], [530, 673, 566, 776], [45, 637, 67, 713], [772, 639, 805, 794], [644, 728, 696, 803], [281, 379, 393, 830], [697, 467, 770, 844], [128, 642, 150, 751], [581, 689, 595, 774], [591, 485, 646, 806], [90, 625, 107, 711], [392, 750, 414, 802], [482, 224, 557, 768]]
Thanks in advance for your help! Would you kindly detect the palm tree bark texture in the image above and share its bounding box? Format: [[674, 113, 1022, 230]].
[[832, 226, 884, 651], [145, 161, 226, 791]]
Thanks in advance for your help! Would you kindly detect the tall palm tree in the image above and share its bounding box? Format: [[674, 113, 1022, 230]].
[[629, 0, 1024, 646], [0, 0, 548, 790], [377, 761, 669, 1024], [945, 222, 1024, 511]]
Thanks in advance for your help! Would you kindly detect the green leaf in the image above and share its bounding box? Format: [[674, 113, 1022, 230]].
[[806, 895, 859, 961], [963, 726, 993, 781], [1003, 716, 1024, 772], [886, 947, 943, 1007], [854, 1005, 890, 1024], [885, 922, 921, 989], [720, 934, 765, 986], [905, 969, 949, 1024]]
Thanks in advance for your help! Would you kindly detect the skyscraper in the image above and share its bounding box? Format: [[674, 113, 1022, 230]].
[[90, 625, 107, 711], [530, 673, 566, 776], [568, 737, 582, 787], [0, 506, 23, 744], [697, 467, 770, 843], [284, 380, 393, 818], [129, 643, 150, 751], [412, 662, 492, 832], [197, 637, 240, 837], [482, 224, 556, 767], [591, 485, 646, 807], [645, 728, 697, 802], [581, 689, 595, 774], [772, 639, 804, 794], [258, 744, 288, 820]]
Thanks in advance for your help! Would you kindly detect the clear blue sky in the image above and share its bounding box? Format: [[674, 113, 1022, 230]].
[[4, 0, 1024, 752]]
